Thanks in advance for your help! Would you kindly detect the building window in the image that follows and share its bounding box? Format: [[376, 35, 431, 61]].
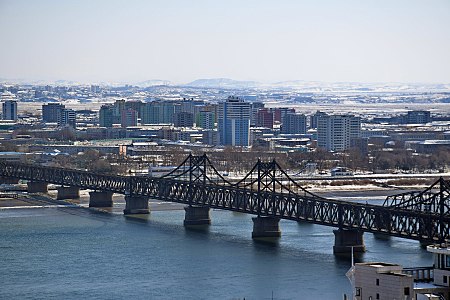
[[404, 287, 410, 296], [444, 275, 448, 284], [355, 287, 361, 296], [376, 278, 379, 286], [446, 255, 450, 268], [376, 293, 380, 299]]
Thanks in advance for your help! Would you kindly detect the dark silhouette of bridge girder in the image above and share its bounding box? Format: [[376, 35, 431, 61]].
[[1, 154, 449, 244]]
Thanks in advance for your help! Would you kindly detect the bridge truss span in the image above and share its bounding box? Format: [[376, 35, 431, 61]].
[[383, 177, 450, 215], [1, 154, 449, 243]]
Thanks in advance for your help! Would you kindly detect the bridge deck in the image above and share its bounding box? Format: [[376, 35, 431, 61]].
[[1, 155, 449, 243]]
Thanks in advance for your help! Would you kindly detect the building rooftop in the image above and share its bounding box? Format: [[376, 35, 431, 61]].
[[427, 244, 450, 254], [355, 262, 406, 274]]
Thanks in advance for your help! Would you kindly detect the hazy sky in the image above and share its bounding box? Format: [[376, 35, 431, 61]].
[[1, 0, 450, 84]]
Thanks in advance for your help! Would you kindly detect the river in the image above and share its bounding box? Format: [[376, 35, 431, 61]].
[[0, 204, 432, 299]]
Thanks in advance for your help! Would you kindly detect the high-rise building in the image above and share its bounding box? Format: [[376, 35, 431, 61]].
[[42, 103, 65, 122], [250, 102, 265, 126], [317, 114, 361, 151], [58, 108, 76, 128], [2, 100, 17, 121], [113, 99, 126, 116], [99, 105, 114, 127], [256, 108, 274, 129], [121, 108, 138, 128], [197, 110, 215, 129], [174, 111, 194, 127], [281, 113, 307, 134], [179, 98, 205, 115], [310, 111, 327, 129], [113, 100, 126, 124], [218, 96, 251, 146], [141, 101, 176, 124], [272, 107, 295, 124], [125, 101, 143, 119]]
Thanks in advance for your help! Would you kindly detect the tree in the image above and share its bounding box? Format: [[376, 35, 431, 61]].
[[55, 127, 76, 141], [90, 159, 114, 174]]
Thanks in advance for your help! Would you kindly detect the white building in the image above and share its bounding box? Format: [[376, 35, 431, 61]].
[[58, 108, 76, 128], [317, 114, 361, 151], [351, 244, 450, 299]]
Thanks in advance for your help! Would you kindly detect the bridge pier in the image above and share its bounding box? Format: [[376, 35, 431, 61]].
[[27, 181, 48, 193], [89, 191, 113, 207], [57, 186, 80, 200], [252, 216, 281, 238], [123, 195, 149, 214], [183, 205, 211, 226], [373, 232, 391, 240], [333, 229, 365, 254]]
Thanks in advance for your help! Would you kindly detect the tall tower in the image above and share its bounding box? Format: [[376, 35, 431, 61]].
[[42, 103, 65, 122], [256, 108, 274, 129], [217, 96, 251, 146], [121, 108, 138, 128], [58, 108, 76, 128], [281, 113, 307, 134], [140, 101, 176, 124], [2, 100, 18, 121], [317, 114, 361, 151], [197, 110, 215, 129], [99, 105, 114, 127]]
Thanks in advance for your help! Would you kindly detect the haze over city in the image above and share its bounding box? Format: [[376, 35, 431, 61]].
[[3, 1, 450, 299], [1, 0, 450, 84]]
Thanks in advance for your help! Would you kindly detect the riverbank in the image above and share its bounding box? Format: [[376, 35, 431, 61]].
[[311, 184, 419, 199]]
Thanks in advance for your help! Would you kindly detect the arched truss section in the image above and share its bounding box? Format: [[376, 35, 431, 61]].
[[383, 177, 450, 215]]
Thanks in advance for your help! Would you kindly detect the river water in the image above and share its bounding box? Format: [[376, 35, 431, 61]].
[[0, 205, 432, 299]]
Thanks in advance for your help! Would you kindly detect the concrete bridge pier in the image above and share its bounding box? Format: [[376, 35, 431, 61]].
[[183, 205, 211, 226], [252, 216, 281, 238], [123, 195, 149, 214], [57, 186, 80, 200], [27, 181, 48, 193], [333, 229, 365, 254], [373, 232, 391, 240], [89, 191, 113, 207]]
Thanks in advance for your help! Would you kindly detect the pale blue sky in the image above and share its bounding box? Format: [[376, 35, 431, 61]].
[[1, 0, 449, 84]]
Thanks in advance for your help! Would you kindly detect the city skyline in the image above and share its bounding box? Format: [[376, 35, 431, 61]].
[[1, 0, 450, 84]]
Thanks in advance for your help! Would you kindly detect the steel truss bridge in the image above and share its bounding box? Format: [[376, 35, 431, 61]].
[[1, 154, 449, 243]]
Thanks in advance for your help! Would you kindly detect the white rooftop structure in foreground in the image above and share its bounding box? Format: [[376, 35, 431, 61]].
[[351, 244, 450, 300]]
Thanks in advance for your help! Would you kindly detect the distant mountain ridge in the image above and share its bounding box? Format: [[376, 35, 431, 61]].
[[183, 78, 450, 92], [1, 77, 449, 92]]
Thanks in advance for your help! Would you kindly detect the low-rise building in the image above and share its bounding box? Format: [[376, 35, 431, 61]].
[[0, 151, 27, 163], [407, 140, 450, 153], [351, 244, 450, 299]]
